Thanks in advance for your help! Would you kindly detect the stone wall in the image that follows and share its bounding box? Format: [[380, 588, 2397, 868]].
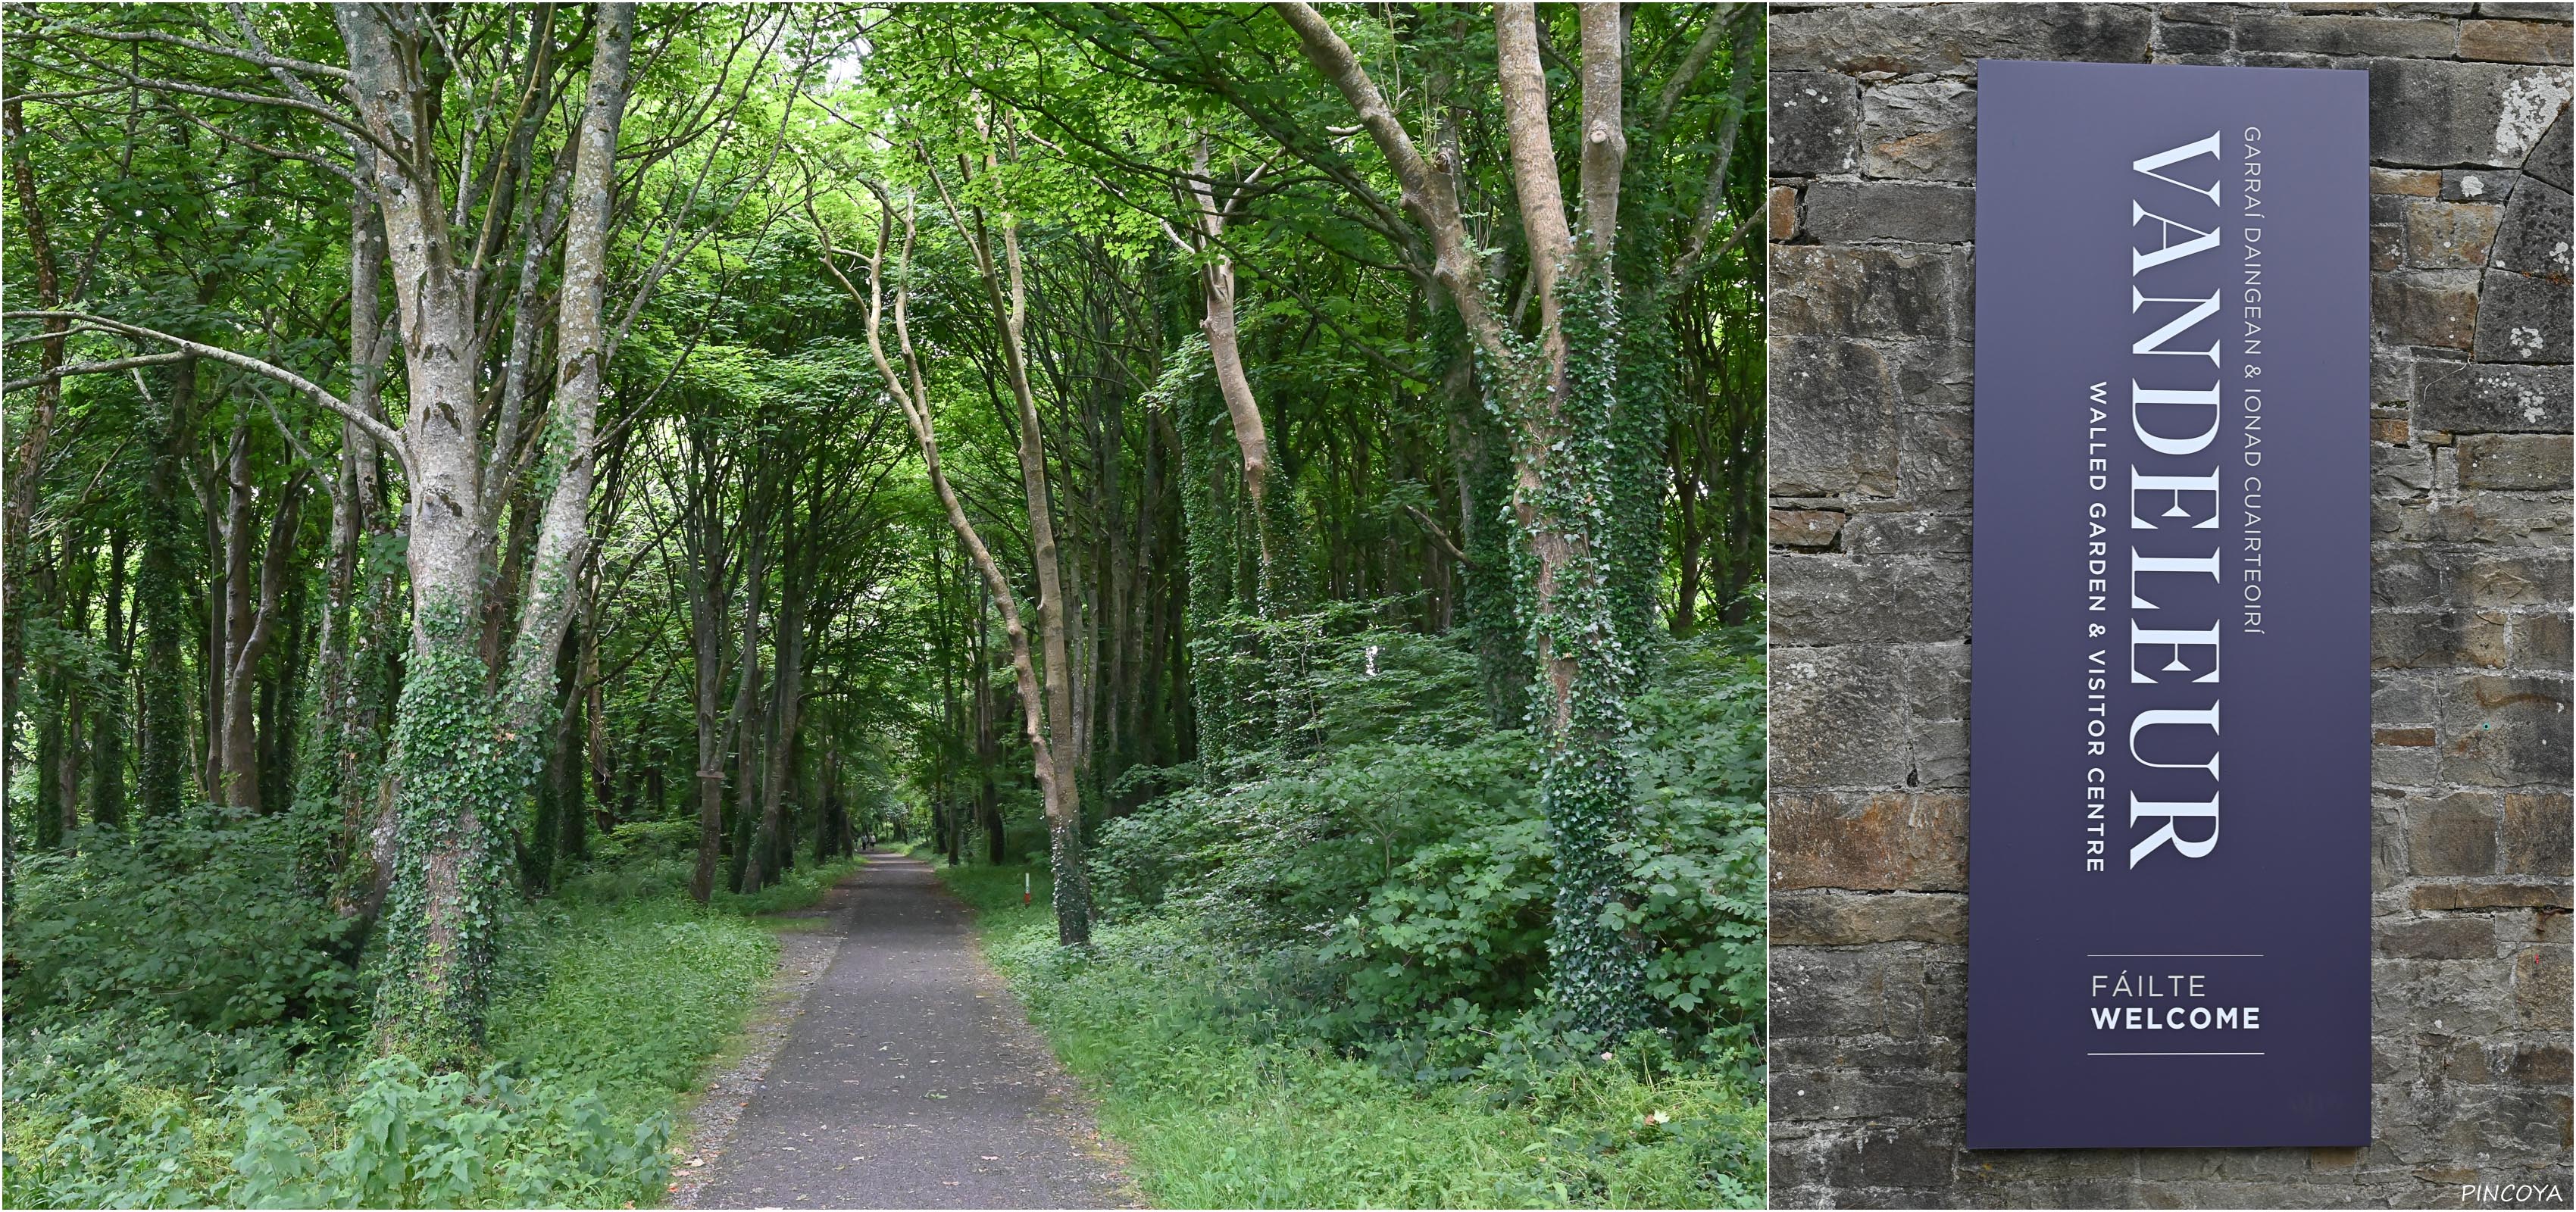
[[1765, 4, 2572, 1207]]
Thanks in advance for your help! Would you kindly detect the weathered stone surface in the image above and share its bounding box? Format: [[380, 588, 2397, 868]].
[[1772, 72, 1862, 176], [1769, 554, 1971, 646], [2522, 106, 2572, 193], [2512, 945, 2572, 1029], [2156, 19, 2234, 55], [2368, 59, 2573, 167], [2376, 166, 2444, 195], [1771, 889, 1967, 945], [2441, 674, 2574, 786], [2501, 791, 2575, 876], [2411, 879, 2573, 910], [1769, 184, 1801, 241], [1769, 944, 1967, 1039], [2489, 180, 2574, 283], [2413, 360, 2572, 432], [2460, 18, 2576, 64], [2404, 199, 2503, 267], [2374, 270, 2483, 348], [1769, 645, 1912, 788], [1840, 511, 1972, 554], [2509, 610, 2571, 668], [1771, 507, 1845, 548], [1772, 244, 1970, 342], [2378, 914, 2498, 958], [1771, 790, 1968, 891], [2457, 433, 2574, 488], [1768, 2, 2151, 76], [2237, 13, 2459, 58], [2408, 795, 2503, 875], [1803, 181, 1974, 244], [2442, 167, 2519, 201], [1770, 336, 1901, 497], [1860, 80, 1975, 181], [2476, 266, 2576, 362], [2374, 607, 2509, 668]]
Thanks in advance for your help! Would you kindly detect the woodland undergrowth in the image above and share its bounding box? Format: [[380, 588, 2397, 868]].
[[0, 818, 848, 1209], [942, 614, 1768, 1209]]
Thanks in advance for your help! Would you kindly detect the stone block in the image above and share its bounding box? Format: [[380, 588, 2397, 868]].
[[2373, 223, 2408, 272], [2237, 13, 2459, 58], [2376, 167, 2443, 195], [1899, 407, 1977, 509], [2372, 608, 2508, 669], [2374, 350, 2419, 402], [1769, 184, 1800, 241], [2374, 270, 2483, 348], [1860, 80, 1975, 181], [1769, 645, 1912, 787], [1771, 507, 1846, 549], [2460, 18, 2576, 64], [2500, 790, 2574, 876], [2489, 179, 2574, 279], [2522, 106, 2572, 193], [1770, 336, 1902, 497], [2474, 267, 2575, 362], [2378, 914, 2499, 958], [1803, 180, 1974, 244], [1772, 72, 1862, 177], [1840, 511, 1971, 554], [2413, 361, 2573, 432], [2404, 199, 2503, 267], [2457, 433, 2574, 489], [2407, 793, 2502, 875], [2155, 20, 2234, 55], [2410, 879, 2571, 910], [2368, 59, 2573, 167], [1771, 889, 1967, 946], [1771, 244, 1971, 342], [2441, 674, 2574, 786], [1771, 790, 1969, 892], [2512, 945, 2572, 1028], [1768, 2, 2151, 76], [1768, 944, 1968, 1041], [1771, 555, 1971, 646], [2510, 611, 2571, 669], [2374, 957, 2515, 1037], [2443, 167, 2520, 201]]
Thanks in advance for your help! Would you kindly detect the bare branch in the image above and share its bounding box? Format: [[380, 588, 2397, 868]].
[[7, 310, 408, 466]]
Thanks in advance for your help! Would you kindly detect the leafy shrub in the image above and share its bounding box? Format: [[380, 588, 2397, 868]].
[[229, 1057, 670, 1209], [5, 810, 362, 1035], [1089, 620, 1768, 1064]]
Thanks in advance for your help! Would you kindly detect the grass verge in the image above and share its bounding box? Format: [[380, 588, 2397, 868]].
[[939, 861, 1765, 1210]]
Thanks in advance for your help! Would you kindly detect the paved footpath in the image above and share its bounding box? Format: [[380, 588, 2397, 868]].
[[690, 851, 1133, 1210]]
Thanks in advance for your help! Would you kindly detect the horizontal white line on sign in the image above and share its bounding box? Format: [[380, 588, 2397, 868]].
[[2084, 954, 2265, 957], [2086, 1051, 2266, 1057]]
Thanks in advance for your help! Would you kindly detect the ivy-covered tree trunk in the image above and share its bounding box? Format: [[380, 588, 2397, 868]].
[[345, 0, 637, 1062], [1278, 0, 1652, 1037]]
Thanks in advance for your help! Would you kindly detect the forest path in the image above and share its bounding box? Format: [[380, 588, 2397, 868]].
[[689, 850, 1134, 1210]]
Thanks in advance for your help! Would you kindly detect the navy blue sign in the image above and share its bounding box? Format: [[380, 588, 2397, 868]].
[[1969, 59, 2370, 1148]]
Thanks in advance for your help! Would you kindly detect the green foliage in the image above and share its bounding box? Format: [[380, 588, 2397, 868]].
[[5, 811, 362, 1036], [1089, 617, 1767, 1066], [943, 864, 1765, 1209], [483, 896, 778, 1123], [227, 1059, 671, 1210]]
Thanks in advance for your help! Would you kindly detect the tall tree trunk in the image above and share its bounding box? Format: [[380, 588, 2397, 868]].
[[1279, 0, 1650, 1035], [840, 189, 1084, 942]]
